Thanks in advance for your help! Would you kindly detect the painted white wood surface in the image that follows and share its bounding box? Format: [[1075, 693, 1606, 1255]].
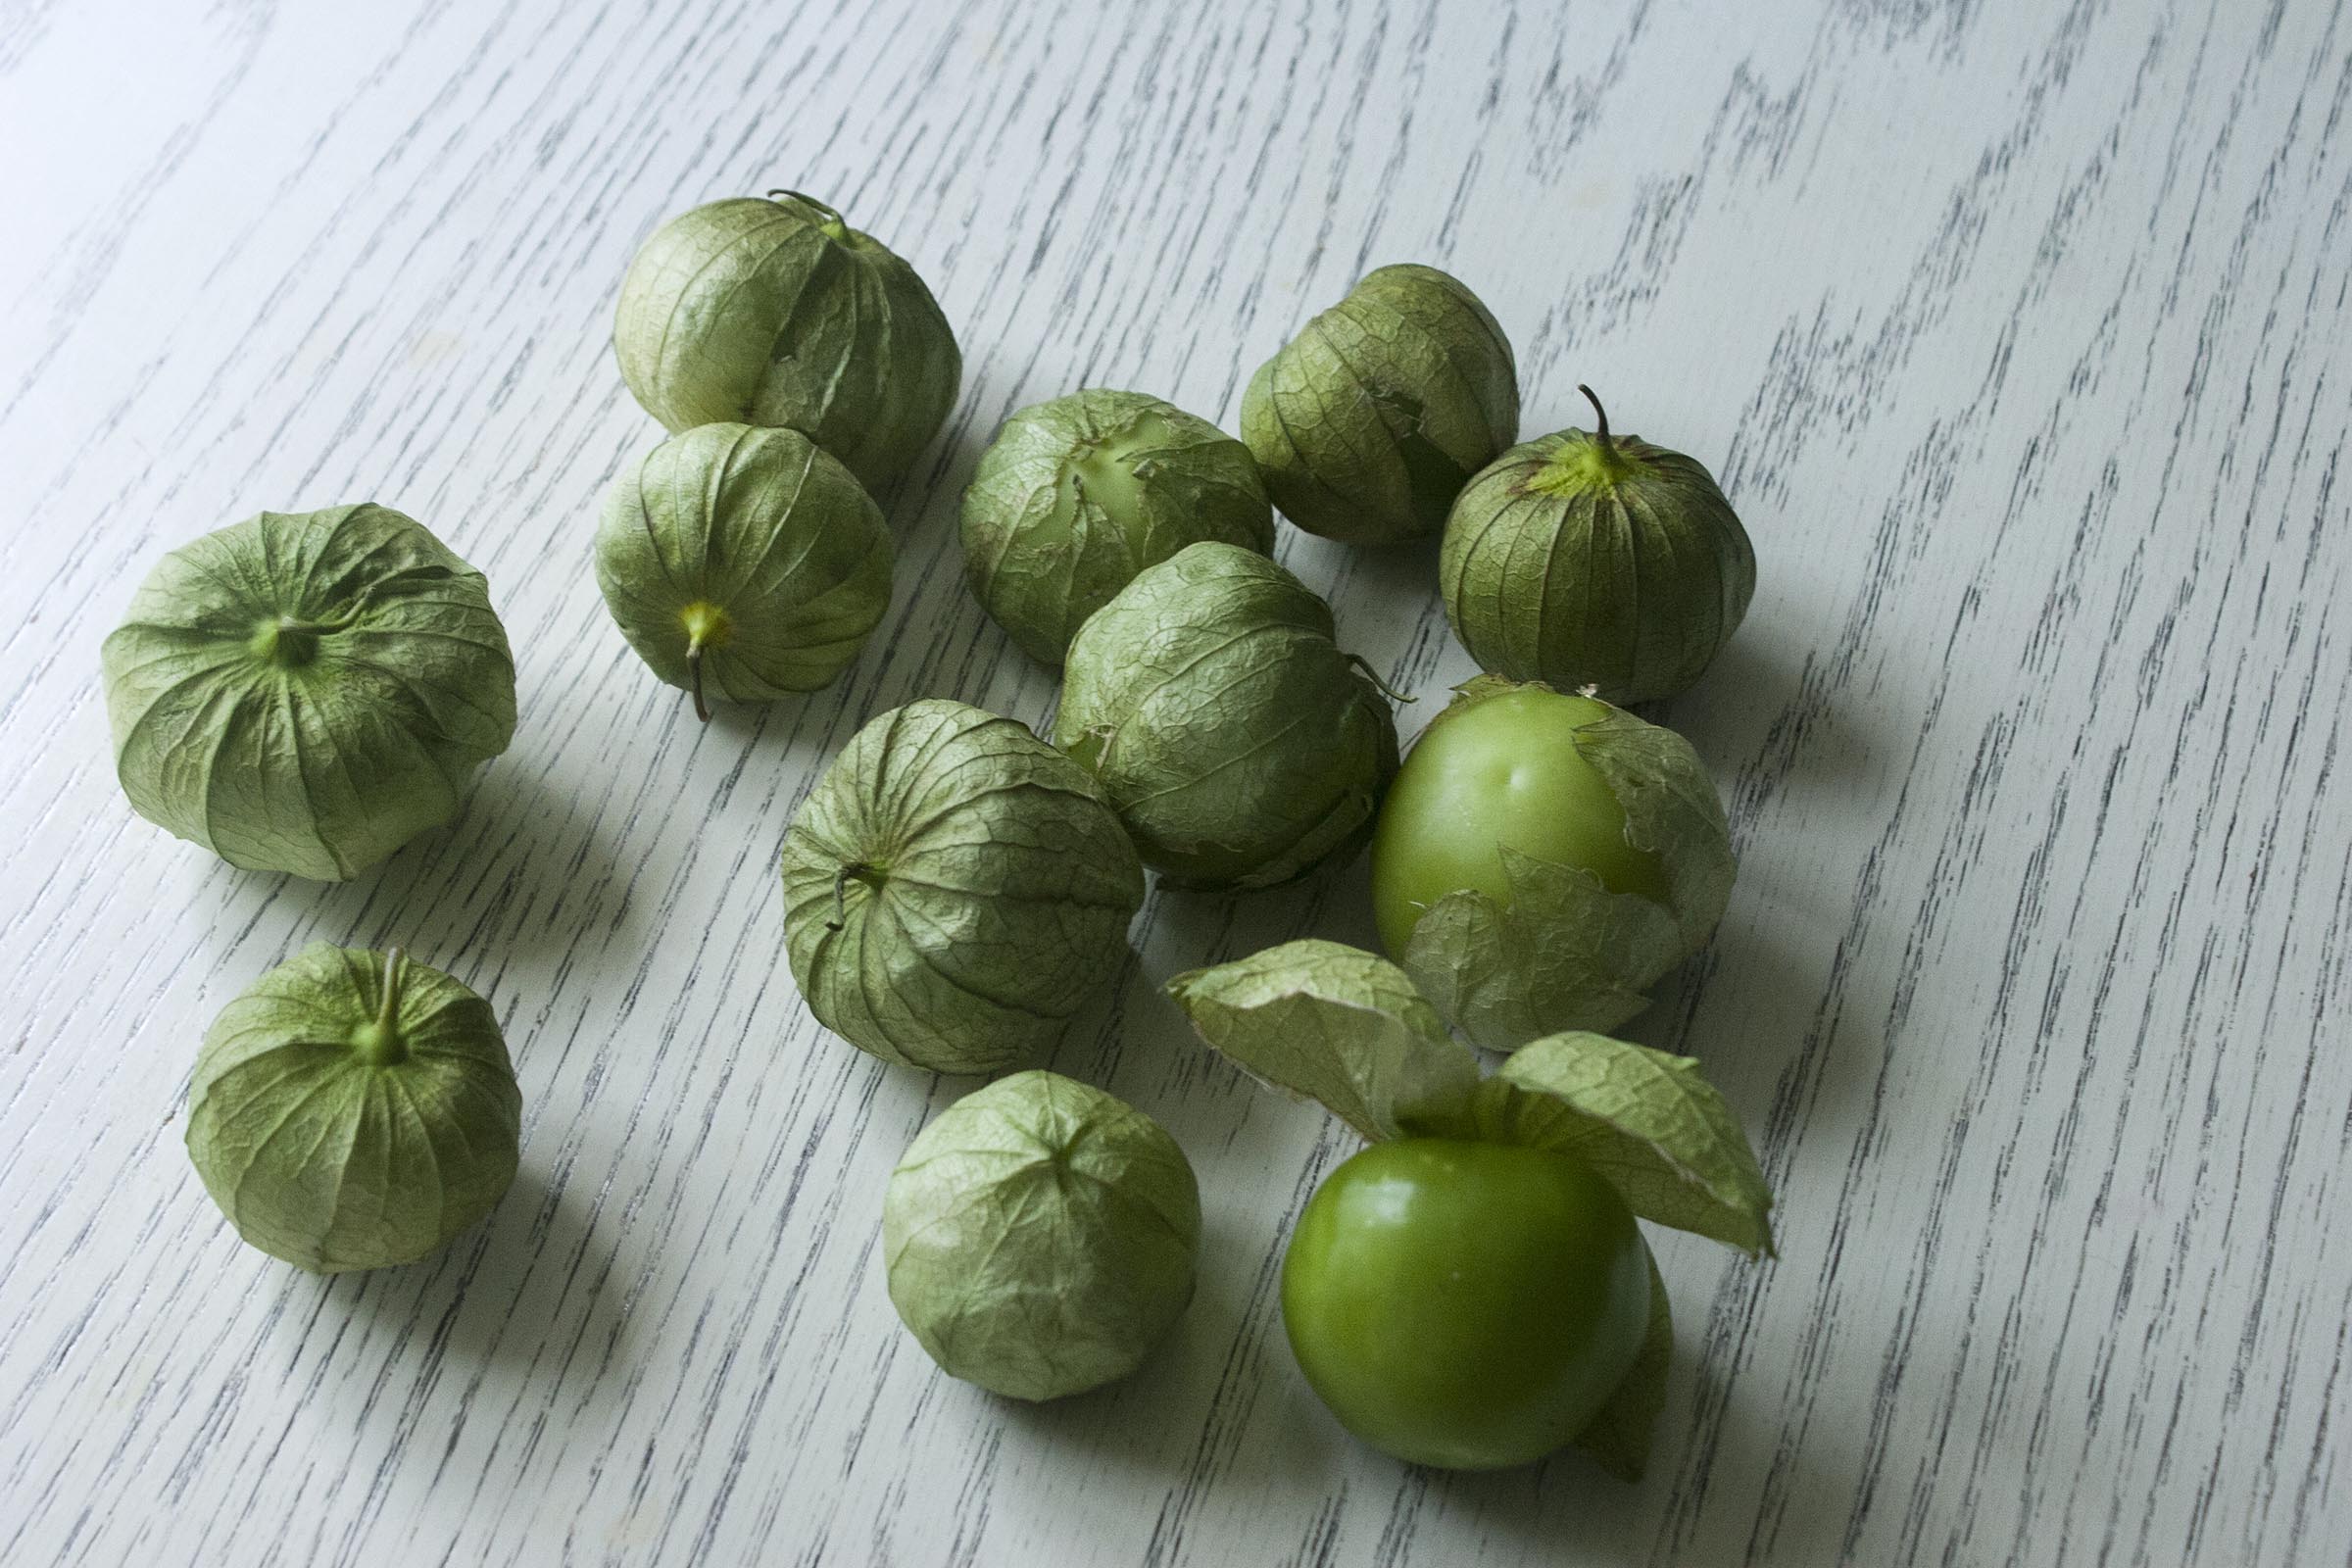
[[2, 0, 2347, 1563]]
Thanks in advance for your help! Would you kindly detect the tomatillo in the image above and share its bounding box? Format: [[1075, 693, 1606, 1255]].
[[1281, 1138, 1649, 1469], [1369, 684, 1667, 956]]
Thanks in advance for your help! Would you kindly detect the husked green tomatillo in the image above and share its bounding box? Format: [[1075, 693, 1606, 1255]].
[[884, 1071, 1200, 1401], [961, 388, 1271, 663], [101, 505, 516, 880], [612, 191, 960, 490], [1054, 543, 1399, 889], [595, 422, 893, 718], [778, 700, 1144, 1073], [1242, 264, 1518, 545], [1442, 387, 1754, 704], [186, 945, 521, 1272]]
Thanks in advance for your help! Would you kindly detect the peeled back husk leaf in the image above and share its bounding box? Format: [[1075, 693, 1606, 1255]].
[[1440, 389, 1754, 703], [612, 192, 961, 490], [101, 504, 516, 880], [1162, 939, 1479, 1142], [1164, 940, 1772, 1254], [1399, 678, 1735, 1052], [778, 700, 1144, 1074], [595, 422, 893, 714], [1241, 264, 1518, 546], [186, 944, 521, 1272], [960, 388, 1273, 664], [1449, 1032, 1776, 1256], [883, 1070, 1200, 1401], [1054, 542, 1398, 889]]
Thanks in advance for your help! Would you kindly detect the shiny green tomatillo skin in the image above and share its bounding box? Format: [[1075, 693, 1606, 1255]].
[[612, 193, 961, 490], [186, 945, 521, 1273], [961, 389, 1272, 664], [101, 505, 516, 880], [1282, 1138, 1651, 1470], [1242, 264, 1517, 546], [595, 422, 893, 717], [1370, 685, 1667, 957], [1054, 543, 1398, 890], [1441, 387, 1754, 704]]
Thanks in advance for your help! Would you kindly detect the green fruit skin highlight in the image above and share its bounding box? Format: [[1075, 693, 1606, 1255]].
[[1281, 1138, 1651, 1470], [1369, 686, 1667, 956]]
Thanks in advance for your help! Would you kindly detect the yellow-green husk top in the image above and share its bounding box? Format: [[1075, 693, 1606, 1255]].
[[960, 388, 1272, 663], [1054, 542, 1400, 889], [612, 192, 961, 490], [1241, 263, 1518, 546], [595, 422, 893, 718], [185, 945, 522, 1273], [100, 504, 516, 881], [1440, 388, 1754, 704]]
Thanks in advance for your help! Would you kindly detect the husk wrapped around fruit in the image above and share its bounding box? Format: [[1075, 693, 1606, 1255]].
[[1441, 388, 1753, 704], [960, 388, 1271, 664], [1242, 264, 1518, 546], [1054, 543, 1399, 889], [778, 700, 1144, 1074], [612, 192, 960, 490]]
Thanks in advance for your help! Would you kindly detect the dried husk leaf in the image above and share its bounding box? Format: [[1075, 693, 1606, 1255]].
[[1163, 939, 1479, 1142]]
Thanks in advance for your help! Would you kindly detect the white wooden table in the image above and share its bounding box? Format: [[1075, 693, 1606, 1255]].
[[4, 2, 2347, 1563]]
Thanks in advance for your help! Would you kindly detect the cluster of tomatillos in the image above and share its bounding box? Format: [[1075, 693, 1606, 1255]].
[[101, 186, 1770, 1476]]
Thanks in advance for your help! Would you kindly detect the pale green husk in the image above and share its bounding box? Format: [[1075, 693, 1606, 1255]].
[[612, 193, 961, 490], [1440, 405, 1755, 703], [1165, 939, 1775, 1476], [883, 1070, 1200, 1401], [1054, 543, 1398, 889], [101, 505, 516, 881], [960, 389, 1272, 664], [186, 945, 521, 1273], [1398, 678, 1736, 1052], [1241, 264, 1517, 545], [778, 700, 1144, 1073], [596, 422, 893, 708]]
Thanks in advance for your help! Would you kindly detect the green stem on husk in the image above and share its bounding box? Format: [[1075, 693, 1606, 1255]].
[[1347, 655, 1414, 705], [826, 862, 878, 931], [770, 188, 850, 240], [687, 644, 711, 723], [353, 947, 409, 1066], [378, 948, 405, 1031], [1578, 385, 1613, 454]]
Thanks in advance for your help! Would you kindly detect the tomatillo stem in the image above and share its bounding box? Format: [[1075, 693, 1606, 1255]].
[[827, 861, 877, 931], [1578, 385, 1612, 453], [1346, 655, 1414, 705], [687, 645, 711, 723]]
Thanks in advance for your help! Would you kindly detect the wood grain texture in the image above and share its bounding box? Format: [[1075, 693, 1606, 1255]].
[[2, 0, 2347, 1563]]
